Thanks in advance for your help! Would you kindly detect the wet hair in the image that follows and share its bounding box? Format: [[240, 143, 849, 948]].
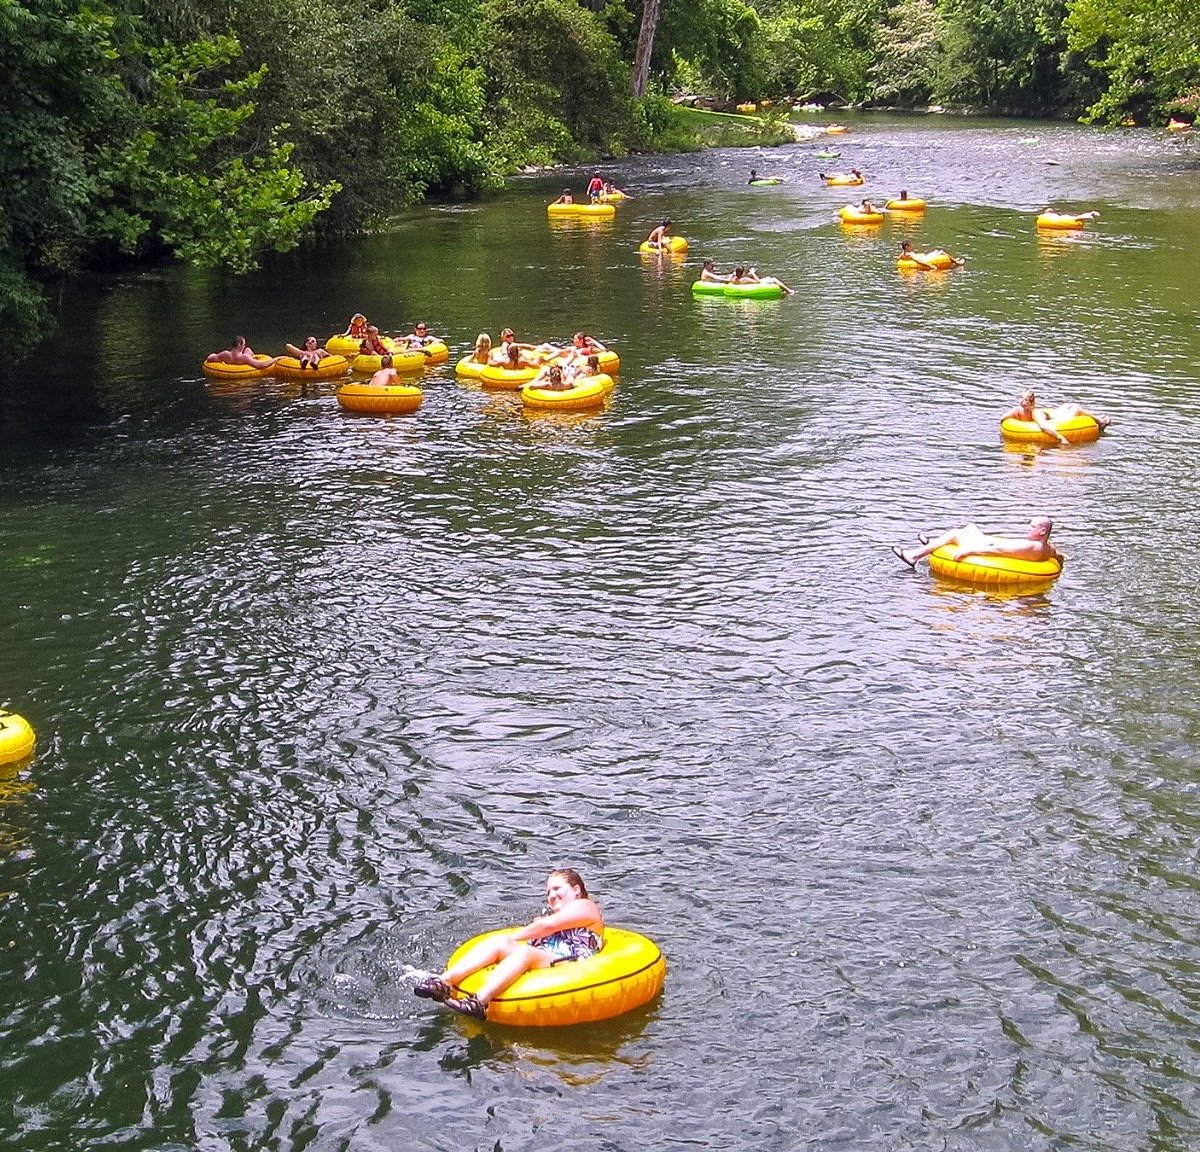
[[661, 218, 671, 227], [546, 366, 563, 385], [703, 258, 714, 268], [734, 266, 745, 277], [506, 343, 522, 364], [586, 355, 599, 371], [551, 868, 588, 898], [380, 354, 393, 368], [563, 187, 571, 194], [233, 335, 247, 347], [475, 332, 492, 354]]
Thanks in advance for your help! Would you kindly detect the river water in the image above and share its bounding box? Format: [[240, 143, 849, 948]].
[[2, 114, 1199, 1151]]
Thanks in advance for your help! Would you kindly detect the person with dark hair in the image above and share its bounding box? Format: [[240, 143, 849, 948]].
[[402, 321, 436, 349], [206, 336, 277, 367], [571, 331, 606, 355], [892, 517, 1061, 569], [414, 869, 605, 1020], [586, 173, 604, 201], [700, 258, 730, 283], [284, 335, 332, 369], [551, 188, 574, 206], [645, 219, 673, 250]]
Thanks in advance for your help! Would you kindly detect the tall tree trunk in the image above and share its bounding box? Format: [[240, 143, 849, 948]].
[[631, 0, 661, 97]]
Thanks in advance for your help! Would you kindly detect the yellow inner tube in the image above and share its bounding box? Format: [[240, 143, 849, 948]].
[[897, 250, 956, 271], [336, 382, 423, 415], [999, 413, 1101, 445], [885, 197, 926, 211], [450, 926, 666, 1027], [839, 206, 884, 224], [351, 350, 428, 374], [202, 359, 273, 380], [927, 545, 1063, 588], [824, 175, 864, 187], [326, 334, 364, 356], [420, 340, 450, 365], [522, 373, 615, 411], [1036, 212, 1086, 230], [639, 236, 689, 253], [455, 355, 490, 379], [0, 711, 35, 767], [272, 355, 350, 382], [548, 202, 616, 218], [480, 364, 538, 390]]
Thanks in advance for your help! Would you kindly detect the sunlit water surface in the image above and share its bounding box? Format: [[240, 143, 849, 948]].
[[2, 115, 1199, 1151]]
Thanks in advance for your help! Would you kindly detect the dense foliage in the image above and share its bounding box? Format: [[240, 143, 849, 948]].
[[0, 0, 1196, 341]]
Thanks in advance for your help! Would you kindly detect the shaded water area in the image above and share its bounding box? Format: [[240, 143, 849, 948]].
[[2, 115, 1199, 1150]]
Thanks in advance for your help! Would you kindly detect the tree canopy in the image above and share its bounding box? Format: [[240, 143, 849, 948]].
[[0, 0, 1196, 342]]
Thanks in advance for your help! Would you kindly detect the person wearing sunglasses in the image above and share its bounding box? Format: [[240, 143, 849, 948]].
[[402, 321, 437, 349]]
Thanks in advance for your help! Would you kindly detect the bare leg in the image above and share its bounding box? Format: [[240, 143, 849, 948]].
[[893, 524, 982, 567], [471, 944, 553, 1005], [439, 937, 511, 987]]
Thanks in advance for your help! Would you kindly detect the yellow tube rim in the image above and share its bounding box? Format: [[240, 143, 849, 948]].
[[449, 926, 666, 1027], [0, 711, 35, 767], [927, 545, 1063, 587]]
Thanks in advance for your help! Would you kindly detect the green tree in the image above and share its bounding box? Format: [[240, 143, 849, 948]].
[[1066, 0, 1200, 120], [936, 0, 1072, 113], [94, 36, 338, 272], [869, 0, 946, 106]]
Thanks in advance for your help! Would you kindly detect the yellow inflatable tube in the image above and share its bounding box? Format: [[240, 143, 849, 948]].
[[420, 339, 450, 365], [885, 197, 926, 211], [336, 382, 423, 415], [272, 355, 351, 382], [455, 355, 490, 379], [0, 711, 35, 767], [326, 334, 365, 356], [480, 364, 538, 391], [639, 236, 689, 254], [202, 359, 273, 381], [927, 545, 1063, 588], [823, 174, 863, 187], [548, 203, 615, 219], [897, 250, 956, 271], [352, 350, 428, 374], [522, 373, 615, 412], [1000, 413, 1102, 445], [1036, 212, 1088, 230], [839, 205, 883, 224], [450, 926, 666, 1026]]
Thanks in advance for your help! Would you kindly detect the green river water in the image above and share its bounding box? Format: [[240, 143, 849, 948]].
[[1, 114, 1199, 1151]]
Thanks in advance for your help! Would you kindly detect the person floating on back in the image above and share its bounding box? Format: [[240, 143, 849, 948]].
[[891, 517, 1062, 569]]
